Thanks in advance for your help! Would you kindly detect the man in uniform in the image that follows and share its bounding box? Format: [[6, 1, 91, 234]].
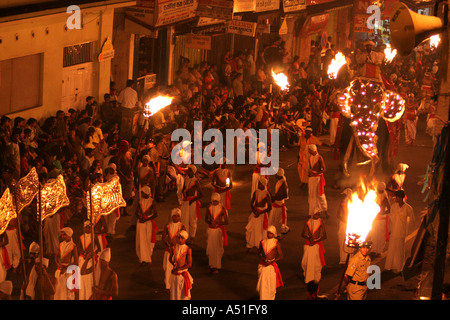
[[344, 241, 372, 300]]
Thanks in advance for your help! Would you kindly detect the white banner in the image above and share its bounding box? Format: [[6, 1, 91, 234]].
[[255, 0, 280, 12], [155, 0, 198, 27], [226, 20, 257, 37], [233, 0, 256, 13]]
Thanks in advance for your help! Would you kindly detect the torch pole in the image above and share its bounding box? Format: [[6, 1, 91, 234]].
[[132, 117, 149, 171], [89, 185, 96, 300], [335, 252, 351, 300], [13, 185, 28, 289], [37, 183, 44, 300]]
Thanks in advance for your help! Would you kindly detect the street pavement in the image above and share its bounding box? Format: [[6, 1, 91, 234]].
[[7, 114, 449, 301]]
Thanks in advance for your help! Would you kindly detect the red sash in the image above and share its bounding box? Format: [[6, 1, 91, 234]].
[[1, 247, 11, 269], [259, 261, 284, 288], [318, 174, 326, 196], [175, 271, 192, 297], [272, 203, 287, 224], [209, 225, 228, 246], [376, 215, 390, 242], [183, 196, 201, 219], [331, 111, 340, 119], [255, 208, 268, 230], [151, 220, 159, 243], [305, 240, 326, 267]]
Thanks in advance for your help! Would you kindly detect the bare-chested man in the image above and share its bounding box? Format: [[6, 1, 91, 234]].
[[307, 144, 328, 218], [135, 186, 158, 266], [181, 165, 203, 242], [211, 162, 232, 211], [162, 208, 186, 292], [205, 192, 229, 274], [54, 227, 78, 300], [81, 248, 119, 300], [256, 226, 283, 300], [269, 168, 289, 234], [169, 230, 193, 300], [246, 176, 272, 251]]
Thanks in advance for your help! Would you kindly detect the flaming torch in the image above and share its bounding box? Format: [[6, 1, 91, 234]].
[[384, 44, 397, 64], [335, 181, 380, 299], [271, 70, 289, 91], [134, 95, 173, 168], [327, 51, 347, 79], [430, 34, 440, 49]]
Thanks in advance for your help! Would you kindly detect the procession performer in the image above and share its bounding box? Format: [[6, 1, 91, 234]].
[[389, 163, 409, 200], [404, 94, 418, 146], [93, 214, 109, 252], [269, 168, 290, 234], [307, 144, 328, 218], [135, 186, 158, 266], [368, 182, 391, 257], [80, 248, 119, 300], [211, 161, 232, 211], [251, 142, 266, 198], [162, 208, 185, 292], [25, 257, 56, 300], [0, 232, 9, 282], [246, 176, 272, 251], [5, 218, 22, 270], [256, 226, 283, 300], [205, 192, 229, 274], [169, 230, 193, 300], [337, 188, 352, 264], [54, 227, 78, 300], [384, 190, 415, 274], [181, 165, 203, 242], [77, 220, 100, 300], [297, 127, 322, 191], [344, 241, 372, 300], [301, 210, 327, 284]]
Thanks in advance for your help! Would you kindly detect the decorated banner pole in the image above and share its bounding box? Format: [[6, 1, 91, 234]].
[[12, 183, 28, 286], [89, 184, 97, 300]]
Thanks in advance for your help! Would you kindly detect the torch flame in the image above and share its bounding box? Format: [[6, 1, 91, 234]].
[[384, 44, 397, 63], [430, 34, 440, 48], [327, 51, 347, 79], [271, 71, 289, 91], [226, 177, 230, 187], [144, 95, 173, 118], [345, 181, 380, 247]]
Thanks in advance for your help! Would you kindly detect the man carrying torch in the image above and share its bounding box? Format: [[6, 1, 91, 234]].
[[344, 241, 372, 300]]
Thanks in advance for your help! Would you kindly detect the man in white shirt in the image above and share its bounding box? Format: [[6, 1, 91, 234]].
[[117, 79, 138, 110]]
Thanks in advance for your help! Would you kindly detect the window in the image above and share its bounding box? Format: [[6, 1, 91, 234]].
[[63, 41, 96, 67], [0, 53, 42, 114]]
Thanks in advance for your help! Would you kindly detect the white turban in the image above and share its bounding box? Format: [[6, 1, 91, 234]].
[[211, 192, 221, 202], [0, 281, 13, 296], [61, 227, 73, 238], [307, 144, 317, 152], [376, 182, 386, 192], [142, 155, 151, 162], [188, 165, 197, 174], [29, 241, 40, 254], [267, 225, 277, 237], [276, 168, 285, 177], [141, 186, 151, 195], [100, 248, 111, 262], [84, 220, 91, 227], [179, 230, 189, 240], [397, 163, 409, 172], [341, 188, 353, 197], [171, 208, 181, 217], [108, 163, 117, 172]]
